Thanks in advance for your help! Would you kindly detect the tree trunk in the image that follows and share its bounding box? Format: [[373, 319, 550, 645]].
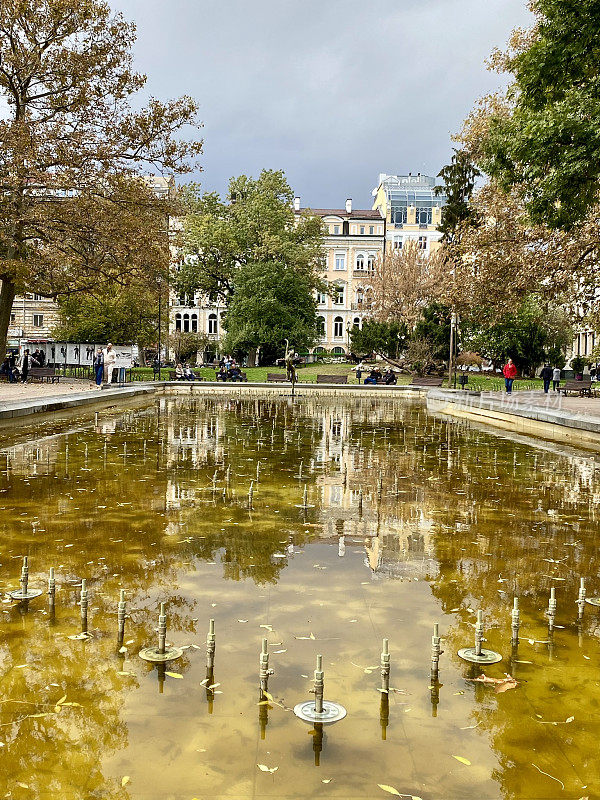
[[247, 347, 258, 367], [0, 279, 17, 358], [138, 342, 146, 366]]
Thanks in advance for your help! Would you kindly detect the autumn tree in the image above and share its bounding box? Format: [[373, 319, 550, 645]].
[[463, 0, 600, 230], [0, 0, 201, 356], [369, 240, 444, 327]]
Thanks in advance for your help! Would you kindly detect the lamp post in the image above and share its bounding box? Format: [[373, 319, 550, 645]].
[[449, 310, 459, 389]]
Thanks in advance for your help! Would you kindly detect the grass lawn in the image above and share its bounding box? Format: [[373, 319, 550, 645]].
[[129, 363, 545, 391]]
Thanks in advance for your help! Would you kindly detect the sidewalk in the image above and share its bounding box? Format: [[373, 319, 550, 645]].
[[427, 387, 600, 450], [0, 378, 96, 403]]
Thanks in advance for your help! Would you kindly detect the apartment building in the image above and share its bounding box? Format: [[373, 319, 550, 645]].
[[372, 173, 446, 255], [293, 197, 385, 355]]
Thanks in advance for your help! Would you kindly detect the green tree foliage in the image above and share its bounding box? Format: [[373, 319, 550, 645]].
[[463, 296, 572, 374], [221, 260, 320, 363], [178, 170, 324, 303], [436, 148, 480, 244], [349, 320, 408, 362], [53, 285, 163, 350], [178, 170, 324, 361], [474, 0, 600, 229], [413, 303, 452, 361]]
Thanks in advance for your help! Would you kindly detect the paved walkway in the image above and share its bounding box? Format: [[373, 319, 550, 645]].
[[477, 388, 600, 420], [0, 378, 96, 403]]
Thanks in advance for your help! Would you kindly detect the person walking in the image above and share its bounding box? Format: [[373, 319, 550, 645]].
[[355, 362, 364, 384], [18, 349, 30, 383], [552, 366, 561, 391], [503, 357, 517, 394], [103, 343, 116, 384], [93, 348, 104, 388], [540, 363, 553, 394]]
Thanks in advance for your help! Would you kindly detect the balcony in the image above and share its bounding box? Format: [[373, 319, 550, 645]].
[[352, 269, 374, 279], [351, 302, 372, 311]]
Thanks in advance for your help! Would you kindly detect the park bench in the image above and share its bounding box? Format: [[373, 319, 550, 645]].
[[560, 379, 595, 398], [267, 373, 289, 382], [29, 367, 60, 384], [316, 374, 347, 384], [410, 376, 444, 388]]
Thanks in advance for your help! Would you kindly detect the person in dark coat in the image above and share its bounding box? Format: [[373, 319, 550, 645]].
[[19, 349, 30, 383], [540, 364, 553, 394]]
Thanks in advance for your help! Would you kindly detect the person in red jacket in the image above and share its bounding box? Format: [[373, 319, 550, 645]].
[[503, 358, 517, 394]]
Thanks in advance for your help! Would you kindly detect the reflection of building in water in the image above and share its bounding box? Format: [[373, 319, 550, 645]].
[[2, 437, 63, 476], [166, 413, 225, 468]]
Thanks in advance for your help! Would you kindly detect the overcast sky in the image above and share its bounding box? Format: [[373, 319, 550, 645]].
[[112, 0, 532, 209]]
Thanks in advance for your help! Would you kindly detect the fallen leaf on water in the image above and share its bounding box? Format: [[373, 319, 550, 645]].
[[257, 764, 278, 773], [208, 683, 220, 689], [322, 779, 332, 783], [453, 756, 471, 766], [118, 646, 127, 654], [61, 702, 82, 707], [117, 671, 134, 676], [121, 776, 130, 787], [17, 783, 29, 789], [377, 785, 401, 796], [272, 649, 287, 654], [165, 672, 183, 679]]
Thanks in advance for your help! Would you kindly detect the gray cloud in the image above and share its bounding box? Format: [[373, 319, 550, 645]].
[[111, 0, 532, 207]]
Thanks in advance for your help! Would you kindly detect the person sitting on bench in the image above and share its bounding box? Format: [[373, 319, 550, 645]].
[[383, 368, 397, 385], [364, 367, 382, 385], [183, 364, 197, 381], [174, 362, 185, 380], [216, 365, 228, 381]]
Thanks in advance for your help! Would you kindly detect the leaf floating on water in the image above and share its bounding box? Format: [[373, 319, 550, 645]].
[[272, 649, 287, 654], [257, 764, 278, 773], [117, 671, 134, 677], [56, 695, 67, 705], [118, 646, 128, 654], [208, 683, 220, 689], [17, 783, 29, 789], [165, 672, 183, 679], [453, 756, 471, 766], [377, 785, 401, 796], [121, 776, 130, 787]]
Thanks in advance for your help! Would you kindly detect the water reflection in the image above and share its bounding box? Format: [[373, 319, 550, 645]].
[[0, 395, 598, 798]]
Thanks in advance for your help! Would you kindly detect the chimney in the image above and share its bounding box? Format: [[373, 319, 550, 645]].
[[294, 196, 300, 212], [345, 198, 352, 214]]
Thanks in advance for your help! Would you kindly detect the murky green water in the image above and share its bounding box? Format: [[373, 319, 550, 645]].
[[0, 394, 599, 800]]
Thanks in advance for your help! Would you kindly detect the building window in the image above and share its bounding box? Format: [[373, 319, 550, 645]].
[[334, 254, 346, 271], [356, 287, 364, 305], [208, 313, 218, 335], [333, 316, 344, 337], [416, 205, 432, 225], [394, 237, 403, 249], [191, 315, 198, 333], [317, 316, 326, 336], [355, 254, 365, 270], [183, 313, 190, 332], [33, 314, 43, 327], [332, 345, 346, 355], [175, 313, 182, 332], [10, 313, 15, 324], [333, 225, 340, 235], [418, 236, 427, 250], [360, 225, 365, 235], [369, 225, 374, 235], [353, 316, 361, 328], [367, 254, 376, 271], [333, 286, 344, 305], [317, 291, 327, 305], [32, 293, 44, 301]]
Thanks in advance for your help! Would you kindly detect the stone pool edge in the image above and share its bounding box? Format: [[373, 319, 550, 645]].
[[427, 388, 600, 449], [0, 381, 426, 420]]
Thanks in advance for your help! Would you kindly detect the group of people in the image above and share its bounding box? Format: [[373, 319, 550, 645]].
[[359, 365, 397, 385], [93, 344, 117, 387], [0, 348, 46, 383], [215, 355, 246, 382], [174, 362, 198, 381], [502, 358, 562, 394]]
